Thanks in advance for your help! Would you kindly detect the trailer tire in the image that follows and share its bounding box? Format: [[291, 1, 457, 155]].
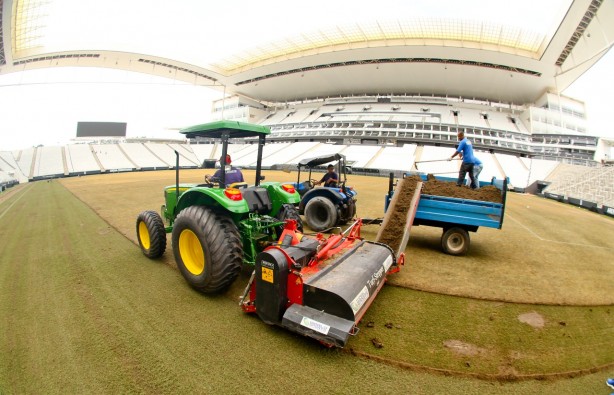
[[136, 210, 167, 259], [441, 227, 470, 256], [305, 196, 338, 232], [172, 206, 242, 294], [276, 204, 304, 234]]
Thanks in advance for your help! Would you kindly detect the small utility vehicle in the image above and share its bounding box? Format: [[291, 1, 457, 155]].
[[291, 153, 357, 232]]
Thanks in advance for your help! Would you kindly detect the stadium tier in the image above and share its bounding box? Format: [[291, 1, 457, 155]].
[[2, 138, 612, 208]]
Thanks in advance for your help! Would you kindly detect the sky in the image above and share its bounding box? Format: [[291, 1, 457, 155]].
[[0, 0, 612, 151], [0, 68, 223, 150]]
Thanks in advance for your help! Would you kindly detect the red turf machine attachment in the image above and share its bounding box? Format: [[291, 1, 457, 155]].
[[240, 219, 403, 347]]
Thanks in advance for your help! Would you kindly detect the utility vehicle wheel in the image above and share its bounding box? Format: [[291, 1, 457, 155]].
[[136, 210, 167, 259], [441, 227, 470, 256], [305, 196, 338, 232], [276, 204, 304, 233], [172, 206, 242, 294]]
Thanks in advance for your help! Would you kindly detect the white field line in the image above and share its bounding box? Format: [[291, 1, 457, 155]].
[[0, 184, 31, 221], [506, 213, 614, 250]]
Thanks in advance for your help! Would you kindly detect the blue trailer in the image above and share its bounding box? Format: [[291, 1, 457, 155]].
[[384, 174, 508, 255]]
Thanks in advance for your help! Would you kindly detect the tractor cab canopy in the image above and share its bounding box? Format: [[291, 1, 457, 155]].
[[180, 120, 270, 140], [298, 153, 344, 169], [295, 153, 350, 193], [180, 121, 270, 187]]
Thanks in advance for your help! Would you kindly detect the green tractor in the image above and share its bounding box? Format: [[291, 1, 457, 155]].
[[136, 121, 302, 294]]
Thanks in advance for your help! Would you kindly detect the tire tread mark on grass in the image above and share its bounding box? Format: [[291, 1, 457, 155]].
[[345, 348, 614, 382]]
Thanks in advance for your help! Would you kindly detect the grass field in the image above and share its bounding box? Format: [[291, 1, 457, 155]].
[[1, 173, 613, 394]]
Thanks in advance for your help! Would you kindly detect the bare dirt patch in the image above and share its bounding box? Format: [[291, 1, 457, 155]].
[[443, 339, 489, 356], [518, 311, 546, 329]]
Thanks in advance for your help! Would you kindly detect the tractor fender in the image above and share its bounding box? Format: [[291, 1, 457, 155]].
[[176, 188, 250, 216], [299, 188, 346, 212], [259, 181, 301, 216]]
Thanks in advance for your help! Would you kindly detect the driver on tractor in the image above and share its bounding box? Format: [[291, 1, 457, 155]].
[[314, 164, 339, 187], [205, 154, 245, 187]]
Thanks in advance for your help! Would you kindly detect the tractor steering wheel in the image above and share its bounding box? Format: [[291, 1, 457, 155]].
[[309, 179, 319, 188], [204, 175, 221, 186]]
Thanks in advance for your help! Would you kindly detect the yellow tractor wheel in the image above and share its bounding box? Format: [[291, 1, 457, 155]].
[[171, 206, 242, 294], [136, 210, 167, 259]]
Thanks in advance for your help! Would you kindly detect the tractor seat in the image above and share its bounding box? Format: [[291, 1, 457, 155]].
[[241, 186, 272, 214], [229, 182, 249, 189]]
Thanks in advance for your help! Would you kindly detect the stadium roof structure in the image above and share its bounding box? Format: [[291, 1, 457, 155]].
[[1, 0, 613, 105]]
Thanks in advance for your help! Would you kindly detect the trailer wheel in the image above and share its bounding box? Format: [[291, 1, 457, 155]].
[[172, 206, 242, 294], [136, 210, 167, 259], [441, 227, 470, 256], [276, 204, 304, 233], [305, 196, 338, 232]]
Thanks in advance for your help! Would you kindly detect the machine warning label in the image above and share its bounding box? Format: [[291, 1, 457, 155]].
[[261, 267, 274, 283], [300, 317, 330, 335], [350, 286, 370, 314]]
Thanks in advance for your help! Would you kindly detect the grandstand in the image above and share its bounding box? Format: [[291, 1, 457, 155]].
[[65, 144, 103, 174], [0, 151, 27, 183], [2, 136, 612, 211], [0, 170, 18, 192]]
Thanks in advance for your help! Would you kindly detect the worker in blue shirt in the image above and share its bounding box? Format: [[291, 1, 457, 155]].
[[471, 156, 483, 189], [449, 131, 477, 189]]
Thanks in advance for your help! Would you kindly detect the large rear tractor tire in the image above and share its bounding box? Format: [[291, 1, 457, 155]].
[[276, 204, 304, 234], [304, 196, 338, 232], [441, 227, 470, 256], [172, 206, 243, 294], [136, 210, 167, 259]]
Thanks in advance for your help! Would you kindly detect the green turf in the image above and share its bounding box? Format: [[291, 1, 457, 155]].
[[0, 180, 613, 394], [353, 287, 614, 376]]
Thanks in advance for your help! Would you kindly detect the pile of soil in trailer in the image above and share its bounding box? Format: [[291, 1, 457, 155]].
[[375, 175, 502, 252], [423, 174, 503, 203]]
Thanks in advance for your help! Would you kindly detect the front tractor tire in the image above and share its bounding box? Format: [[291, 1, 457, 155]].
[[304, 196, 338, 232], [338, 199, 356, 225], [136, 210, 167, 259], [276, 204, 304, 233], [171, 206, 243, 294]]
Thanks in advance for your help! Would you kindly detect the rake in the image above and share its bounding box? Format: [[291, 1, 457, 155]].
[[413, 158, 459, 170]]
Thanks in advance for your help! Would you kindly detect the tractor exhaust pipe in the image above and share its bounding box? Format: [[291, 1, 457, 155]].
[[175, 150, 180, 203]]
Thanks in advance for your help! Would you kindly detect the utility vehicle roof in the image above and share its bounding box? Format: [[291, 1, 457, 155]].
[[180, 120, 270, 139], [298, 153, 344, 168]]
